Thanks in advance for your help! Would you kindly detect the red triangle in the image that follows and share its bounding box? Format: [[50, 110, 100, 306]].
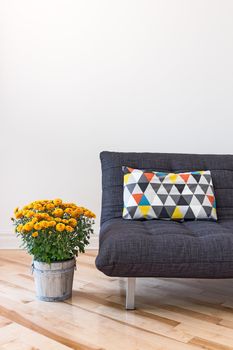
[[144, 172, 154, 182], [132, 193, 143, 204], [180, 174, 190, 183], [207, 195, 215, 205]]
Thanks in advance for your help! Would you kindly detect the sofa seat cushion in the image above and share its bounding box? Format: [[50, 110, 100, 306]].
[[95, 218, 233, 278]]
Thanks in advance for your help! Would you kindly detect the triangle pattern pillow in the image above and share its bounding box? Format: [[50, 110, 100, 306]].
[[122, 167, 217, 221]]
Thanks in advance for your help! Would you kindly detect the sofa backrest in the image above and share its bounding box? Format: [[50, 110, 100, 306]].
[[100, 151, 233, 224]]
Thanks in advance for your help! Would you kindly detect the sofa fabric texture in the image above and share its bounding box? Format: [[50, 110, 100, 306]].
[[122, 167, 217, 221], [96, 218, 233, 277], [96, 151, 233, 278]]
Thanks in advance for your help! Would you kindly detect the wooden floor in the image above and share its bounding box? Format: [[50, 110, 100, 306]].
[[0, 251, 233, 350]]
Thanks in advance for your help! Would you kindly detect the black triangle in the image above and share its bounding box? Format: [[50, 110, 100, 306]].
[[184, 207, 196, 220], [139, 174, 149, 183], [203, 174, 211, 184], [150, 183, 162, 192], [163, 184, 173, 194], [170, 195, 180, 204], [127, 206, 138, 218], [188, 184, 198, 193], [195, 195, 205, 204], [176, 184, 186, 194], [152, 206, 163, 217], [158, 195, 168, 204], [192, 174, 202, 183], [200, 184, 209, 194], [165, 206, 176, 216], [183, 195, 193, 204], [177, 196, 189, 205], [159, 207, 170, 219], [138, 182, 149, 192], [203, 206, 212, 216], [126, 183, 136, 193]]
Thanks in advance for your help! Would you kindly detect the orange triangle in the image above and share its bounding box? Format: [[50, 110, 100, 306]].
[[132, 193, 143, 204], [207, 195, 215, 205], [180, 174, 190, 183], [144, 172, 154, 182], [127, 167, 134, 173]]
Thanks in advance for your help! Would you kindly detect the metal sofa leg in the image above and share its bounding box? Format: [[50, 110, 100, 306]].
[[126, 277, 136, 310]]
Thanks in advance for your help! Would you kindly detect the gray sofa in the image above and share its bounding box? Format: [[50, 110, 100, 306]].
[[95, 151, 233, 309]]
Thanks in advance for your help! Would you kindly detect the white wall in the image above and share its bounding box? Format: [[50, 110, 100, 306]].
[[1, 0, 233, 246]]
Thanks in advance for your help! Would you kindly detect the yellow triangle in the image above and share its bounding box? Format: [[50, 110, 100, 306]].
[[172, 206, 184, 219], [169, 174, 178, 183], [123, 207, 127, 216], [212, 208, 217, 217], [124, 174, 131, 185], [139, 206, 151, 217]]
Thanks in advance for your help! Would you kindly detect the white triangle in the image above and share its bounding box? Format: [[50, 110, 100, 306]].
[[147, 207, 156, 219], [125, 173, 137, 185], [133, 206, 142, 219], [203, 196, 212, 207], [157, 185, 168, 195], [190, 196, 201, 206], [182, 185, 194, 195], [123, 207, 130, 219], [170, 185, 180, 195], [176, 175, 186, 184], [151, 195, 163, 206], [164, 196, 176, 206], [179, 205, 189, 216], [206, 185, 214, 195], [123, 187, 131, 204], [196, 206, 207, 219], [126, 195, 138, 207], [200, 176, 209, 185], [194, 185, 205, 195], [190, 205, 200, 217], [132, 184, 143, 194], [144, 184, 156, 202], [187, 175, 198, 184], [131, 170, 143, 183]]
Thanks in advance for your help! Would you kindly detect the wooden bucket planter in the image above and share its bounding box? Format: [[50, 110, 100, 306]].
[[32, 258, 76, 301]]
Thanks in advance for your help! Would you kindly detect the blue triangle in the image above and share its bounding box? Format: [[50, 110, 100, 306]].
[[156, 172, 167, 177], [139, 195, 150, 206]]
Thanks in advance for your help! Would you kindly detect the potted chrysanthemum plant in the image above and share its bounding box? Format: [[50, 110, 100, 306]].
[[12, 199, 95, 301]]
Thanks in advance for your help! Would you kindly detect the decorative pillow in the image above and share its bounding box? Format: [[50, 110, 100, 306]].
[[122, 167, 217, 221]]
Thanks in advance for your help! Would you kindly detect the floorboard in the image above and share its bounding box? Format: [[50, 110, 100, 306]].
[[0, 250, 233, 350]]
